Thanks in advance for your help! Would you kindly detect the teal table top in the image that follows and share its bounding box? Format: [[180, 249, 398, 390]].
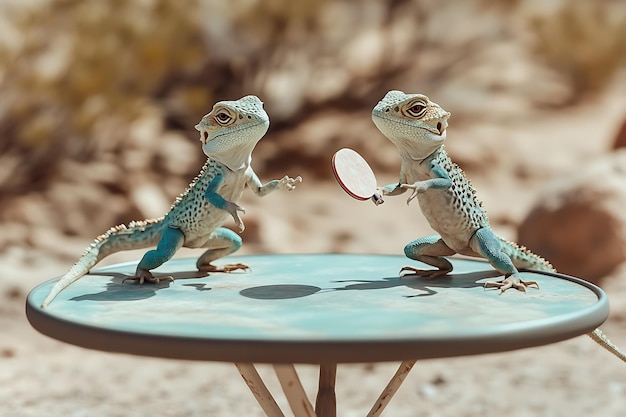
[[26, 254, 608, 364]]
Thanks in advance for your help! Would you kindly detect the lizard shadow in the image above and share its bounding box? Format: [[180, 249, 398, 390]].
[[330, 269, 504, 297], [69, 270, 214, 303], [238, 269, 504, 300]]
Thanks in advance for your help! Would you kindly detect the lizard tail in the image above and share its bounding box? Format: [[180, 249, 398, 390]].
[[588, 328, 626, 363], [41, 245, 101, 308], [40, 219, 164, 308], [498, 240, 626, 363], [499, 238, 556, 273]]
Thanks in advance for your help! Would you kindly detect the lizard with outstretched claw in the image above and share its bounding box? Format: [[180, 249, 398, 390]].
[[371, 89, 626, 362], [42, 95, 301, 308]]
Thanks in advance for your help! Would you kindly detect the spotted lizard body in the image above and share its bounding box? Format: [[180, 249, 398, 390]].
[[42, 95, 301, 308], [371, 89, 625, 363]]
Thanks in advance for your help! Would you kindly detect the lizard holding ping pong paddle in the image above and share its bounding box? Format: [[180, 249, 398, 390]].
[[334, 89, 626, 363]]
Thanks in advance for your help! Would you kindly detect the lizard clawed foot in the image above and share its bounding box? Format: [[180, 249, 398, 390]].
[[399, 266, 450, 278], [198, 263, 250, 273], [122, 269, 174, 286], [484, 275, 539, 293]]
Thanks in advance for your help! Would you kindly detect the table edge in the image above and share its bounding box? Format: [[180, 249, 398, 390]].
[[25, 254, 610, 364]]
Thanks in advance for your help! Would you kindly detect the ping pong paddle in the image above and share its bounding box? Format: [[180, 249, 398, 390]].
[[332, 148, 384, 205]]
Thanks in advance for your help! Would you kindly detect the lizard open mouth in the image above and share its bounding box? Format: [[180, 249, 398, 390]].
[[418, 124, 445, 136]]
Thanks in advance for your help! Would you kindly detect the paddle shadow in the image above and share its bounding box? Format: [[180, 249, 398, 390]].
[[240, 284, 322, 300]]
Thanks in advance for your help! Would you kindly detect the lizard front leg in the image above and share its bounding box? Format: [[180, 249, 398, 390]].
[[205, 171, 246, 232], [123, 226, 184, 285], [469, 227, 539, 293], [401, 235, 456, 277], [400, 166, 452, 204], [248, 170, 302, 197], [196, 227, 249, 273]]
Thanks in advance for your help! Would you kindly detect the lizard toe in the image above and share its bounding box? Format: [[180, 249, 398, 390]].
[[198, 263, 250, 273], [484, 276, 539, 294], [399, 266, 449, 278], [122, 270, 174, 286]]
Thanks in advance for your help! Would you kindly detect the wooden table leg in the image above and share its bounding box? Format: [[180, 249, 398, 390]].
[[315, 363, 337, 417], [273, 364, 317, 417], [366, 360, 416, 417], [235, 363, 285, 417]]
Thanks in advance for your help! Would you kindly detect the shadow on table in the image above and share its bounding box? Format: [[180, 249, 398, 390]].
[[69, 270, 211, 303], [68, 267, 505, 303], [239, 269, 504, 300], [240, 284, 323, 300], [333, 269, 503, 297]]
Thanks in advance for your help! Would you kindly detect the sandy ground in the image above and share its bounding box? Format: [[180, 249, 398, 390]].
[[2, 90, 626, 416]]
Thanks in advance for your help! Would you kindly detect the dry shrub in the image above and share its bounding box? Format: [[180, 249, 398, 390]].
[[530, 2, 626, 103], [4, 0, 624, 244], [0, 0, 213, 197]]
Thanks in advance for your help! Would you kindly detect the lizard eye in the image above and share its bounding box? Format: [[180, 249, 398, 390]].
[[215, 111, 233, 125], [407, 103, 426, 117]]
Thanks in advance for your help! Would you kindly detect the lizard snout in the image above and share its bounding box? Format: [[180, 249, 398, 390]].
[[196, 126, 209, 144]]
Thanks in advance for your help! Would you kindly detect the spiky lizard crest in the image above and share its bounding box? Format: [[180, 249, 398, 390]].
[[501, 239, 555, 272]]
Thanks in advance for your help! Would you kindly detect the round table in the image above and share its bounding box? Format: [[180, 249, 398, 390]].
[[26, 254, 608, 417]]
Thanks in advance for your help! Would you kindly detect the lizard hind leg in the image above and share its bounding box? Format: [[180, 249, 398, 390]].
[[196, 227, 249, 273], [470, 227, 538, 293], [123, 226, 185, 285], [401, 235, 456, 278]]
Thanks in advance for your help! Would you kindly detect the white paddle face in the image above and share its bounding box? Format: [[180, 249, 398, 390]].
[[332, 148, 383, 204]]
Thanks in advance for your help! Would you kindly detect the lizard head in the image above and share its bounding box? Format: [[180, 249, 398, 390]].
[[195, 95, 270, 171], [372, 90, 450, 161]]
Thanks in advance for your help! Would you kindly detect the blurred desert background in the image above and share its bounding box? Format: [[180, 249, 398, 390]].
[[2, 0, 626, 416]]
